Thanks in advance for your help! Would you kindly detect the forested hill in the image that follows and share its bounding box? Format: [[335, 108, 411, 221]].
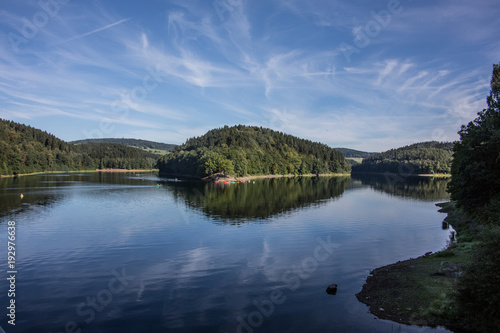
[[157, 125, 351, 178], [0, 119, 158, 176], [336, 148, 377, 158], [71, 138, 177, 152], [352, 141, 454, 175]]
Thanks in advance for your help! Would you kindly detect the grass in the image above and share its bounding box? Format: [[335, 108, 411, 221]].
[[356, 246, 471, 329], [346, 157, 363, 164], [142, 148, 170, 155]]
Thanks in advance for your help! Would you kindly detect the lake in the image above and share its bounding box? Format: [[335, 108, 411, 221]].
[[0, 173, 453, 333]]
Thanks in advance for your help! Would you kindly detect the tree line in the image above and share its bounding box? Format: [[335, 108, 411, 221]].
[[446, 64, 500, 332], [352, 141, 454, 174], [336, 147, 376, 158], [0, 119, 158, 175], [157, 125, 351, 178], [71, 138, 177, 152]]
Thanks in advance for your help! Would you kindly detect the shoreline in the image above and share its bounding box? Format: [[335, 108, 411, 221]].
[[233, 173, 350, 181], [355, 202, 470, 331], [95, 169, 158, 173], [159, 172, 351, 182], [351, 171, 451, 178], [0, 169, 158, 178], [199, 173, 351, 182]]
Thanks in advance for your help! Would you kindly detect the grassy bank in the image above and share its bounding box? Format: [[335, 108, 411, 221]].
[[356, 202, 478, 331]]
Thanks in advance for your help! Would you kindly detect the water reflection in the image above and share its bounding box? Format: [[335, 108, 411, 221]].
[[1, 172, 451, 223], [163, 176, 351, 223], [0, 172, 453, 333], [0, 172, 157, 218], [351, 174, 450, 201], [0, 173, 450, 224], [0, 175, 62, 218]]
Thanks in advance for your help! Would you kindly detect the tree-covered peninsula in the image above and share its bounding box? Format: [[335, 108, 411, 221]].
[[157, 125, 351, 178], [0, 118, 158, 176], [352, 141, 454, 175]]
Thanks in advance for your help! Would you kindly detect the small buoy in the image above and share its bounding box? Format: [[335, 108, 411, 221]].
[[20, 194, 24, 199]]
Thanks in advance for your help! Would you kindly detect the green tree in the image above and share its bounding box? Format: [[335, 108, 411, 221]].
[[219, 159, 235, 175], [457, 225, 500, 332], [158, 125, 351, 177], [448, 64, 500, 214], [232, 152, 248, 176], [447, 64, 500, 332]]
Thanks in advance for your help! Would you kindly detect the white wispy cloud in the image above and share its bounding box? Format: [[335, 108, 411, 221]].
[[58, 17, 131, 44], [0, 0, 496, 150]]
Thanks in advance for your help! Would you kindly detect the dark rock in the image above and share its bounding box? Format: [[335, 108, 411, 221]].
[[326, 284, 338, 295]]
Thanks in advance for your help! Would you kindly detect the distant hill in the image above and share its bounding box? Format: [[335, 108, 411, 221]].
[[71, 138, 177, 154], [0, 119, 158, 176], [352, 141, 454, 175], [336, 148, 377, 158], [157, 125, 351, 178]]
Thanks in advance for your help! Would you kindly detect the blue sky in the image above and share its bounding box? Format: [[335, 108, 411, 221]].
[[1, 0, 499, 151]]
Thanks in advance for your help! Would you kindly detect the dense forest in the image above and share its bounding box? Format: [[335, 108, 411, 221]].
[[446, 64, 500, 332], [0, 119, 158, 175], [157, 125, 351, 178], [352, 141, 454, 174], [336, 147, 377, 158], [71, 138, 177, 152]]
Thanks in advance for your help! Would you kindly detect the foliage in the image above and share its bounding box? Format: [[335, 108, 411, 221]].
[[352, 141, 454, 175], [71, 138, 177, 152], [0, 119, 158, 175], [157, 125, 351, 177], [448, 64, 500, 215], [457, 226, 500, 332], [336, 147, 377, 158], [446, 64, 500, 332], [76, 143, 158, 170]]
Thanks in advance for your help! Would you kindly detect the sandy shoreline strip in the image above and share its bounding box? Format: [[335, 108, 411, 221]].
[[201, 173, 350, 182], [95, 169, 158, 173]]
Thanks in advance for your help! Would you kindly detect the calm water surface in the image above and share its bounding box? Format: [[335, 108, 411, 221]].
[[0, 173, 453, 332]]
